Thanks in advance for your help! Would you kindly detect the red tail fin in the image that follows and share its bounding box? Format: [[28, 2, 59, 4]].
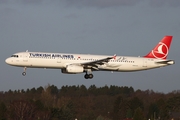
[[144, 36, 173, 59]]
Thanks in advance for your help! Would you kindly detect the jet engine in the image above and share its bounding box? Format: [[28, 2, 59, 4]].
[[61, 65, 84, 74]]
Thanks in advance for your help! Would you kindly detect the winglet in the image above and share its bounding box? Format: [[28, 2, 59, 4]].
[[113, 54, 116, 59]]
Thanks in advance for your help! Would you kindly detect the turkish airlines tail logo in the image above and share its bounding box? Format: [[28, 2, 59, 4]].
[[144, 36, 173, 59]]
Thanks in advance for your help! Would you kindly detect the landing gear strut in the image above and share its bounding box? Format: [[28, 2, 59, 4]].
[[84, 69, 93, 79], [22, 67, 27, 76]]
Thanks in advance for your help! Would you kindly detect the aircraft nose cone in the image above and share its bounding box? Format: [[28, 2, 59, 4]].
[[5, 58, 11, 64]]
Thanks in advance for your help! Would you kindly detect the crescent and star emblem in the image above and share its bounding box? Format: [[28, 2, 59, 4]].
[[151, 42, 168, 59]]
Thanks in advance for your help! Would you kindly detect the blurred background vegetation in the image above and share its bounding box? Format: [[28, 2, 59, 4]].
[[0, 84, 180, 120]]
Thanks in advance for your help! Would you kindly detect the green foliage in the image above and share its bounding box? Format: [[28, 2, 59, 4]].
[[30, 87, 36, 94], [133, 107, 144, 120], [96, 115, 112, 120], [126, 109, 133, 118], [167, 95, 180, 111], [34, 100, 44, 110], [113, 96, 128, 119], [113, 96, 124, 113], [129, 97, 144, 115], [36, 86, 44, 94], [49, 85, 59, 95], [96, 115, 105, 120], [156, 98, 168, 119], [0, 102, 7, 120], [147, 103, 159, 119]]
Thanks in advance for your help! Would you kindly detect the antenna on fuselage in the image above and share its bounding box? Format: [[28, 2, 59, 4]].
[[26, 50, 28, 52]]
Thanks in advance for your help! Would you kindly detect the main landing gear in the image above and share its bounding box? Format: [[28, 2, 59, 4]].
[[84, 69, 93, 79], [84, 74, 93, 79], [22, 67, 27, 76]]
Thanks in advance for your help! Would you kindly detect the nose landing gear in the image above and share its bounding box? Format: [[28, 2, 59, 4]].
[[22, 67, 27, 76]]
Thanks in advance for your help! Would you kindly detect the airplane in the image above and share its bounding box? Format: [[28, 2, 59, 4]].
[[5, 36, 175, 79]]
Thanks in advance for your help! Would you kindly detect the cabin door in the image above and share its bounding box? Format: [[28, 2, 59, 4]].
[[23, 53, 28, 62], [143, 59, 147, 67]]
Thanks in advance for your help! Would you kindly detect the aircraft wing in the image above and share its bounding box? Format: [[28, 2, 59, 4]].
[[73, 54, 116, 70], [80, 55, 115, 69]]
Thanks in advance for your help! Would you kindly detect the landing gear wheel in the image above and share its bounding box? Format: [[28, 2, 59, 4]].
[[88, 74, 93, 79], [84, 74, 94, 79], [84, 69, 93, 79], [84, 74, 89, 79], [22, 72, 26, 76]]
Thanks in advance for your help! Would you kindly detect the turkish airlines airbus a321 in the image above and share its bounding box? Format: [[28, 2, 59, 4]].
[[5, 36, 174, 79]]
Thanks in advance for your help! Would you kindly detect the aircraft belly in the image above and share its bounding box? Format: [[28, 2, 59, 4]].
[[117, 64, 138, 71], [99, 63, 120, 71], [21, 59, 63, 68]]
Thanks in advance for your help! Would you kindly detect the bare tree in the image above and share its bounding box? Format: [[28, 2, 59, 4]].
[[8, 100, 36, 120]]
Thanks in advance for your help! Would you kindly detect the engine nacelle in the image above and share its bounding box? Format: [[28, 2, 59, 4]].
[[61, 65, 84, 74]]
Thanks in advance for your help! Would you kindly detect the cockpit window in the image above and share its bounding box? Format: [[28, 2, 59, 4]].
[[11, 55, 19, 58]]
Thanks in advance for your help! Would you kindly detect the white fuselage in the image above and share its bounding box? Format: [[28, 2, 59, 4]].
[[5, 52, 174, 72], [5, 36, 175, 79]]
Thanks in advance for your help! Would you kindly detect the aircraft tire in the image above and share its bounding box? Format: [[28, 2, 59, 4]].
[[88, 74, 93, 79], [22, 72, 26, 76], [84, 74, 89, 79]]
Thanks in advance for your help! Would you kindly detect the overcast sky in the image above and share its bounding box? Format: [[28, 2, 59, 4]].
[[1, 0, 180, 93]]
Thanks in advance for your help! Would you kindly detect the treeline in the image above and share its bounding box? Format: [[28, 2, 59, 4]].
[[0, 84, 180, 120]]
